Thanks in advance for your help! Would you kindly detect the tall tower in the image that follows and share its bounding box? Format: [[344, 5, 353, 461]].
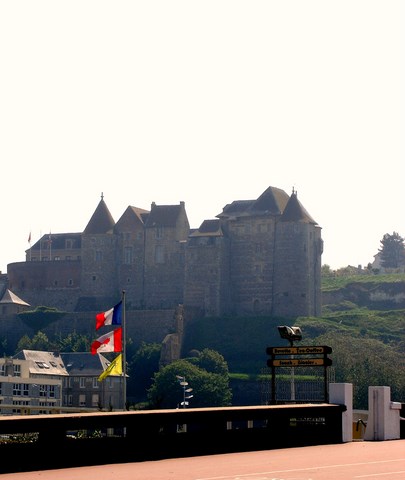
[[272, 189, 322, 318], [81, 194, 119, 305]]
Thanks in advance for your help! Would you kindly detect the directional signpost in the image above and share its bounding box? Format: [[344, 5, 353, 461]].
[[265, 345, 333, 404], [267, 358, 332, 367]]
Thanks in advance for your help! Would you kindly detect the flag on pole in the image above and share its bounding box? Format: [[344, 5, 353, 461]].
[[91, 328, 122, 355], [28, 232, 31, 243], [98, 354, 123, 382], [96, 301, 122, 330]]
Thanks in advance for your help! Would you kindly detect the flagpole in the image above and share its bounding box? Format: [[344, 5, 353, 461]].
[[122, 289, 127, 410], [28, 232, 32, 261]]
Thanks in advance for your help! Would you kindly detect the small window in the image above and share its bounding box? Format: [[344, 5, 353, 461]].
[[155, 226, 163, 239], [155, 245, 164, 263], [124, 247, 133, 264], [35, 362, 50, 369]]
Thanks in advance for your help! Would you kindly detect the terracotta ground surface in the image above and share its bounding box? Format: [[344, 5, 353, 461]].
[[1, 440, 404, 480]]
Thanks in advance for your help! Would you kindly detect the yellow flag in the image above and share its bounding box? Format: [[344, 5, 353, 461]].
[[98, 354, 123, 382]]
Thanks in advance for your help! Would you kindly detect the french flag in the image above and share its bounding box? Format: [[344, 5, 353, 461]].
[[96, 301, 122, 330], [91, 327, 122, 355]]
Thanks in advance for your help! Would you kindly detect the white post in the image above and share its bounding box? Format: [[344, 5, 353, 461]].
[[364, 386, 401, 441], [329, 383, 353, 442]]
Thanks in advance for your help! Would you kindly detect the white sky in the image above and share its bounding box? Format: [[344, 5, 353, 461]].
[[0, 1, 403, 272]]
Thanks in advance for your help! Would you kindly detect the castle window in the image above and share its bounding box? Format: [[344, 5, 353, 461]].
[[54, 256, 60, 261], [155, 245, 164, 263], [95, 251, 103, 262], [92, 394, 99, 407], [66, 256, 71, 260], [68, 279, 74, 286], [53, 280, 58, 286], [13, 364, 21, 377], [155, 226, 163, 239], [92, 275, 97, 281], [124, 247, 133, 264], [66, 239, 73, 249]]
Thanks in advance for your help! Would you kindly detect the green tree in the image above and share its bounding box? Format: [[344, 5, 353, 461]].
[[56, 332, 91, 352], [314, 333, 405, 409], [188, 348, 229, 376], [321, 264, 334, 277], [378, 232, 405, 269], [127, 342, 162, 402], [29, 331, 51, 351], [16, 334, 33, 352], [147, 358, 232, 409]]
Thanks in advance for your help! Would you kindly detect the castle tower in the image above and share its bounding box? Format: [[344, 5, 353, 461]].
[[216, 186, 290, 316], [143, 202, 189, 308], [272, 189, 323, 318], [184, 219, 231, 317], [114, 205, 149, 309], [80, 194, 119, 306]]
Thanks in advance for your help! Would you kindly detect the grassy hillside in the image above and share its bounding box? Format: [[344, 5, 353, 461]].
[[182, 273, 405, 408]]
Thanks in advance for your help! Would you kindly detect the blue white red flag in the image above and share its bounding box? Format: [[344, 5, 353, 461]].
[[95, 301, 122, 330]]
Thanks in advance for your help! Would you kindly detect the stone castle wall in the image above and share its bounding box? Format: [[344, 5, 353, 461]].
[[0, 309, 176, 355]]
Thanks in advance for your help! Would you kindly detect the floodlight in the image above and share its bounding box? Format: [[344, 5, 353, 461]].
[[277, 325, 302, 345]]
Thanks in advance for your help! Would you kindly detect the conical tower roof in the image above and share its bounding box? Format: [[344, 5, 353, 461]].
[[83, 194, 116, 234], [280, 189, 317, 224], [0, 289, 30, 306]]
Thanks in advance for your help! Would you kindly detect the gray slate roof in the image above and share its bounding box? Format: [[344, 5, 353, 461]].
[[83, 197, 116, 234], [13, 350, 69, 376], [0, 289, 30, 306]]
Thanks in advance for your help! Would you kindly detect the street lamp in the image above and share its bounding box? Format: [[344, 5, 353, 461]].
[[176, 375, 193, 408], [277, 325, 302, 401]]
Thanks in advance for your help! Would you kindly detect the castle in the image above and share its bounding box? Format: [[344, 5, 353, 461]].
[[6, 186, 323, 319]]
